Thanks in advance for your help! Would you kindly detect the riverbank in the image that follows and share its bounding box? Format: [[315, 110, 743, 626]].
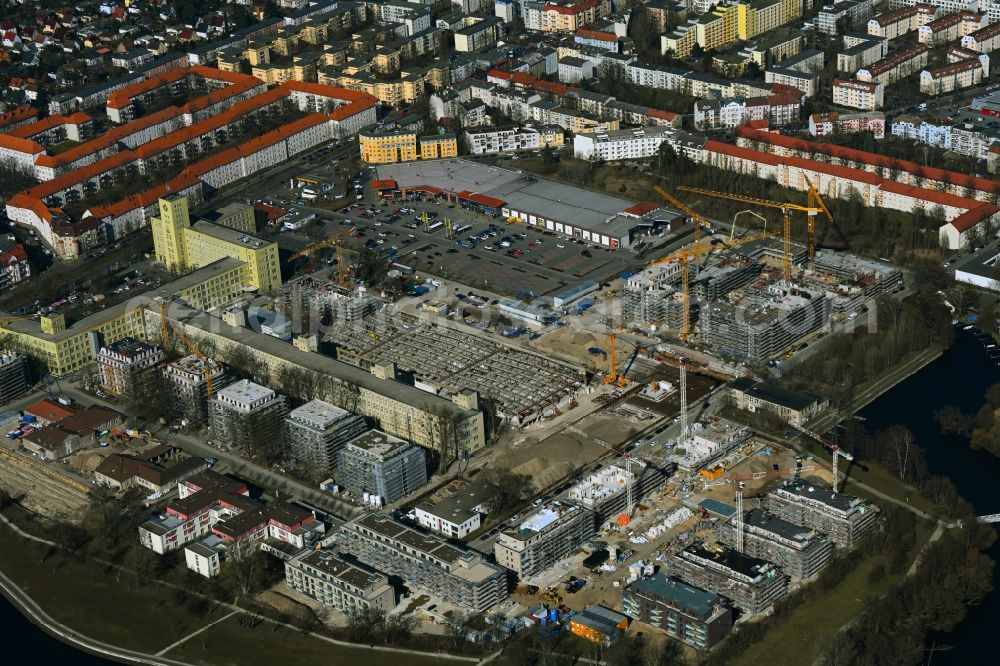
[[0, 508, 480, 666]]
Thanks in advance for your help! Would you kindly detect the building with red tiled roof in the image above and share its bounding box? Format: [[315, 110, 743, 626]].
[[703, 130, 999, 249]]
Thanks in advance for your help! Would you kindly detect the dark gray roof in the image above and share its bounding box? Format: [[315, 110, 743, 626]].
[[629, 573, 725, 619], [729, 378, 819, 412]]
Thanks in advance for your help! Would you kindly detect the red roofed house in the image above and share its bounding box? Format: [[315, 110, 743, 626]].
[[0, 241, 30, 290]]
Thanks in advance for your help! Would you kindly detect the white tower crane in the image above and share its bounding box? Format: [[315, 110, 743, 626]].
[[734, 481, 745, 554], [679, 358, 688, 444], [788, 422, 855, 493]]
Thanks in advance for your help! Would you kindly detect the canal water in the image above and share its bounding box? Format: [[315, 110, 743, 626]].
[[858, 327, 1000, 664]]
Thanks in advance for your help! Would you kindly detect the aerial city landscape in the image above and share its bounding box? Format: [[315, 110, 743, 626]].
[[0, 0, 999, 664]]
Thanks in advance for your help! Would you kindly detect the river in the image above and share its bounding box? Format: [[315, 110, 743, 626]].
[[0, 594, 121, 665], [858, 327, 1000, 664]]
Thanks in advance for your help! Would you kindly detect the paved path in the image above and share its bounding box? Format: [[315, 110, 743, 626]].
[[0, 513, 482, 664], [154, 611, 239, 656]]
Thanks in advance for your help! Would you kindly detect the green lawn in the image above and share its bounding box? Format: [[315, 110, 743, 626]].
[[841, 461, 937, 516], [732, 520, 934, 666], [0, 525, 221, 653], [166, 615, 454, 666]]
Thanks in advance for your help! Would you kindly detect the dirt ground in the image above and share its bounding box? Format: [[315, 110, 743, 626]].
[[0, 449, 90, 521]]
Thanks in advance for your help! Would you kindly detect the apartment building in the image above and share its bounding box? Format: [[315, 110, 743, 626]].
[[817, 0, 875, 36], [336, 430, 428, 504], [285, 399, 367, 473], [96, 337, 165, 397], [285, 549, 396, 613], [208, 379, 288, 454], [765, 49, 824, 97], [465, 127, 542, 155], [833, 78, 885, 109], [838, 33, 888, 73], [918, 11, 987, 46], [891, 115, 952, 147], [162, 354, 234, 428], [622, 574, 733, 649], [454, 17, 501, 53], [962, 21, 1000, 53], [888, 0, 978, 12], [359, 126, 459, 164], [139, 470, 323, 560], [95, 448, 208, 495], [0, 353, 30, 404], [951, 122, 1000, 159], [494, 500, 596, 579], [766, 482, 879, 548], [921, 55, 990, 95], [152, 196, 281, 293], [867, 6, 931, 39], [738, 0, 786, 41], [573, 126, 674, 161], [339, 513, 508, 612], [540, 0, 612, 34], [718, 509, 835, 580], [856, 44, 929, 84], [809, 111, 886, 138], [558, 56, 595, 83]]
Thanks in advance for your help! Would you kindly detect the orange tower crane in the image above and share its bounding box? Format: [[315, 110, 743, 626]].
[[677, 185, 832, 281], [654, 185, 713, 247]]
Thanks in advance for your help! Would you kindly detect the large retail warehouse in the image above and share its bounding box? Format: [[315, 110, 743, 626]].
[[374, 159, 684, 250]]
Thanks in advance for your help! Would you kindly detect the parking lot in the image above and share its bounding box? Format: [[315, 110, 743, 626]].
[[279, 184, 656, 298]]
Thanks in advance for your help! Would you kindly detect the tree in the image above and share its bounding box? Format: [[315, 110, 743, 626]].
[[480, 468, 533, 514], [222, 540, 267, 598], [444, 613, 471, 649]]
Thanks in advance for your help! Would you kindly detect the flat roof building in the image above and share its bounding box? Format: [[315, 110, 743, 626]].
[[494, 500, 596, 579], [0, 353, 30, 404], [96, 337, 165, 397], [336, 429, 428, 504], [623, 574, 733, 649], [766, 482, 879, 549], [728, 377, 826, 426], [670, 542, 789, 614], [285, 548, 396, 614], [208, 379, 288, 459], [718, 508, 834, 580], [286, 399, 367, 473], [567, 459, 676, 524], [415, 485, 490, 539], [163, 354, 234, 428], [339, 513, 508, 612]]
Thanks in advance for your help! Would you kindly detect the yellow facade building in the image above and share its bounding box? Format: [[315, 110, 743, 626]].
[[151, 196, 281, 293], [738, 0, 786, 41], [359, 128, 458, 164]]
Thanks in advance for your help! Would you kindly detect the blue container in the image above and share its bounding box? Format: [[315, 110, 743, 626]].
[[549, 609, 559, 622]]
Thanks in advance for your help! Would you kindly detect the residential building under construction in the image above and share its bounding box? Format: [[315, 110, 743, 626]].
[[208, 379, 288, 454], [494, 500, 596, 579], [567, 459, 676, 524], [338, 513, 508, 612], [669, 542, 789, 615], [162, 354, 234, 427], [701, 281, 830, 362], [718, 508, 835, 580], [285, 399, 367, 472], [336, 429, 428, 504], [0, 353, 30, 403], [96, 337, 164, 397], [765, 481, 879, 549], [622, 263, 685, 327]]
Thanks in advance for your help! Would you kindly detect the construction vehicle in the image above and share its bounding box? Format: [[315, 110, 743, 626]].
[[678, 184, 839, 281], [731, 210, 769, 243]]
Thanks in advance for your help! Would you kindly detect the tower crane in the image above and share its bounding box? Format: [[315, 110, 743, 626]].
[[677, 185, 831, 281], [787, 422, 855, 493], [647, 231, 779, 341], [289, 233, 351, 285], [654, 185, 713, 247], [734, 482, 745, 554], [170, 324, 217, 400]]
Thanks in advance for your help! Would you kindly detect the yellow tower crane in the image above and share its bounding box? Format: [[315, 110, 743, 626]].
[[677, 185, 833, 282], [289, 233, 351, 285], [654, 185, 713, 246]]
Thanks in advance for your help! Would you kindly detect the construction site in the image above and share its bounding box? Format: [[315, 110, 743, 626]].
[[320, 305, 586, 425], [620, 185, 903, 365]]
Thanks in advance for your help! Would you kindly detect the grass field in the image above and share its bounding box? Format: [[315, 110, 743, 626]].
[[166, 615, 454, 666], [0, 524, 220, 653], [732, 520, 934, 666]]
